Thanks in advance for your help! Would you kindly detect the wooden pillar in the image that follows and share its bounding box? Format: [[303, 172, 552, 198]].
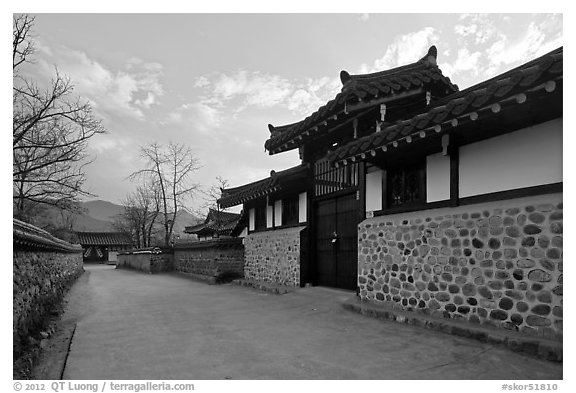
[[449, 140, 459, 207], [357, 161, 366, 223]]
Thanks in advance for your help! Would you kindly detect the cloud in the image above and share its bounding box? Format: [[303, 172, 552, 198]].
[[206, 70, 294, 109], [165, 100, 222, 134], [439, 47, 482, 80], [358, 14, 370, 22], [484, 20, 562, 76], [286, 77, 341, 114], [89, 134, 130, 154], [32, 43, 164, 122], [193, 70, 341, 119], [443, 14, 563, 89], [361, 27, 439, 72], [454, 14, 499, 45]]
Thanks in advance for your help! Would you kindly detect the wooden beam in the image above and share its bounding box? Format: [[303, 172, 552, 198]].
[[344, 88, 425, 114]]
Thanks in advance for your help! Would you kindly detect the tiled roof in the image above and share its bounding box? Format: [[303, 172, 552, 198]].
[[265, 46, 458, 155], [207, 209, 242, 224], [218, 164, 309, 208], [328, 47, 563, 165], [76, 232, 132, 246], [13, 219, 82, 253], [184, 209, 243, 236]]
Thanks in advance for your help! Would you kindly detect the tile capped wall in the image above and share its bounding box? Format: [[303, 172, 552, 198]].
[[358, 194, 563, 340], [244, 226, 306, 286]]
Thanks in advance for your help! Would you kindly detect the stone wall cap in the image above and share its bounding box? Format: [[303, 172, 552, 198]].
[[13, 218, 82, 253], [173, 237, 244, 250], [247, 225, 307, 237]]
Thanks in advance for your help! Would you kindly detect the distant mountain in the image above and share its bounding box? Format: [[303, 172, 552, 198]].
[[73, 212, 114, 232], [171, 209, 202, 237], [26, 199, 202, 236], [77, 200, 202, 234], [82, 200, 124, 223]]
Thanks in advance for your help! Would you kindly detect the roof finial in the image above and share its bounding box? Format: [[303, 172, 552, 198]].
[[424, 45, 438, 66], [340, 70, 352, 85]]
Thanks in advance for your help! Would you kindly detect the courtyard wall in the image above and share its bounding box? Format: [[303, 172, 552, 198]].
[[173, 238, 244, 282], [117, 249, 174, 273], [243, 226, 307, 286], [13, 219, 84, 357]]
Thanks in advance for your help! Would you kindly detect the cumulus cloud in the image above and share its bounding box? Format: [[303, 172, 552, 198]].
[[165, 100, 222, 134], [439, 47, 482, 80], [359, 27, 439, 73], [193, 70, 341, 119], [32, 43, 164, 121], [486, 21, 561, 71], [202, 70, 294, 109], [286, 77, 341, 114], [445, 14, 562, 88], [454, 14, 499, 45]]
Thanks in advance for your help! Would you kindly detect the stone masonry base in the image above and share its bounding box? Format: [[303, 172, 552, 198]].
[[243, 226, 306, 286], [358, 193, 563, 340]]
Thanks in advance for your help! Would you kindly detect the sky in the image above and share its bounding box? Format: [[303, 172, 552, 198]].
[[14, 12, 563, 212]]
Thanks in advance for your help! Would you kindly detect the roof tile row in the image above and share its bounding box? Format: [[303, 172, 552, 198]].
[[327, 47, 562, 164], [265, 47, 458, 154], [218, 164, 308, 208], [76, 232, 132, 246]]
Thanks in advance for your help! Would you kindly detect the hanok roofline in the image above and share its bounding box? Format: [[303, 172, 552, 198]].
[[328, 46, 563, 166], [184, 209, 243, 236], [14, 218, 82, 253], [218, 164, 309, 208], [264, 46, 459, 155], [76, 232, 132, 246]]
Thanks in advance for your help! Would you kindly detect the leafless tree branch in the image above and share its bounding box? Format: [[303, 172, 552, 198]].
[[13, 14, 106, 221]]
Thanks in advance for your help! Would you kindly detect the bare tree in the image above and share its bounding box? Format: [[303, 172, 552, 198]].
[[130, 142, 200, 247], [194, 176, 230, 232], [13, 14, 106, 221], [114, 184, 162, 248]]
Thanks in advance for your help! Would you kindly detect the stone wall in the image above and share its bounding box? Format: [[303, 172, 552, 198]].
[[244, 226, 306, 286], [116, 250, 174, 273], [13, 220, 84, 357], [174, 238, 244, 282], [358, 193, 563, 340]]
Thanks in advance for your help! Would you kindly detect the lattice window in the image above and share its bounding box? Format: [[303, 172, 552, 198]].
[[254, 203, 267, 230], [387, 162, 426, 207], [314, 159, 359, 197], [282, 195, 299, 226]]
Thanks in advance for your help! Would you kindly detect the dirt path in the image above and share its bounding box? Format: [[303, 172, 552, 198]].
[[39, 264, 562, 380]]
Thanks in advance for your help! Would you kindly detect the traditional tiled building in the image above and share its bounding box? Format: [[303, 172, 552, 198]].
[[76, 232, 132, 263], [184, 209, 245, 241], [219, 46, 563, 338]]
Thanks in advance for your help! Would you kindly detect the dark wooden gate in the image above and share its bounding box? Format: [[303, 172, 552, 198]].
[[315, 192, 358, 290]]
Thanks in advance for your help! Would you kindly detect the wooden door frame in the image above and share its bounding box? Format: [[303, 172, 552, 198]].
[[310, 189, 361, 289]]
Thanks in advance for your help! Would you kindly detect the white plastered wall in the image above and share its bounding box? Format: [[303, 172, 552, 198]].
[[365, 167, 383, 212], [426, 152, 451, 202], [274, 200, 282, 227], [248, 208, 255, 231], [298, 192, 307, 223], [459, 118, 562, 198], [266, 205, 273, 228]]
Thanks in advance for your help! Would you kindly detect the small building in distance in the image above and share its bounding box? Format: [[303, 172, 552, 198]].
[[76, 232, 132, 263], [184, 209, 245, 241]]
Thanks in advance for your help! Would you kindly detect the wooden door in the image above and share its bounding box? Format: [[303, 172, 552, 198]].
[[314, 193, 358, 290]]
